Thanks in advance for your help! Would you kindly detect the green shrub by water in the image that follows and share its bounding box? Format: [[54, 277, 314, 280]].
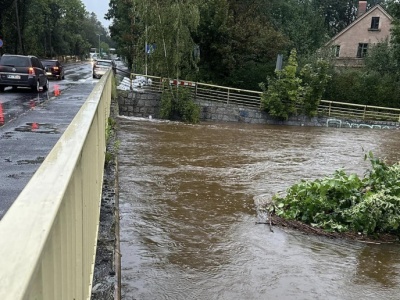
[[269, 152, 400, 236], [160, 84, 200, 124]]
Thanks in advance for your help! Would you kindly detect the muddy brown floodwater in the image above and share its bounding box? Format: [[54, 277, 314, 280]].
[[117, 117, 400, 300]]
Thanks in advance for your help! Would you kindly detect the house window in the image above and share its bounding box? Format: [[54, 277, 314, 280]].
[[370, 17, 380, 30], [334, 45, 340, 57], [357, 43, 368, 58]]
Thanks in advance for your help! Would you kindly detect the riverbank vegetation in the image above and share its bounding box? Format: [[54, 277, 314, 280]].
[[160, 84, 201, 123], [260, 49, 331, 120], [105, 0, 400, 110], [267, 152, 400, 240]]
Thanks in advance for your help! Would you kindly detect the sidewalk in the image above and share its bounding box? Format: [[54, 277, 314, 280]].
[[0, 82, 95, 219]]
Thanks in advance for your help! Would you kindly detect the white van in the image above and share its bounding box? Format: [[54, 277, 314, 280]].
[[89, 53, 98, 62]]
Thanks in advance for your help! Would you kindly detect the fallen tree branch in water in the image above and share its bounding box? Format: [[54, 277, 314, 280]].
[[269, 214, 399, 244]]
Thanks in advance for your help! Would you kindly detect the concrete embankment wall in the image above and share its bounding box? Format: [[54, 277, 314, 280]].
[[117, 89, 400, 130]]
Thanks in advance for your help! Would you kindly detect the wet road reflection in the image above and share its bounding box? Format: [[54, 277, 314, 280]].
[[0, 61, 96, 128], [0, 92, 49, 125], [118, 118, 400, 300], [14, 122, 58, 134]]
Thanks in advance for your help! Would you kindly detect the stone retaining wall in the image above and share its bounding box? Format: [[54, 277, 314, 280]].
[[117, 89, 400, 129], [118, 89, 161, 118]]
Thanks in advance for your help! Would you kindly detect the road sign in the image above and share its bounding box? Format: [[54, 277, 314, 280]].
[[0, 39, 3, 48], [275, 54, 283, 71], [146, 43, 156, 54]]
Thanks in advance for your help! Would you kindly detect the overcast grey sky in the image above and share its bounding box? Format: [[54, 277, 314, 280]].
[[82, 0, 111, 28]]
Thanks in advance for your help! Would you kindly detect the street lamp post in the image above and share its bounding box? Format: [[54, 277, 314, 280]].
[[97, 34, 102, 58]]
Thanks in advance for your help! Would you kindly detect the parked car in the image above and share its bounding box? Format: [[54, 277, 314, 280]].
[[0, 54, 49, 92], [93, 59, 115, 79], [41, 59, 65, 80]]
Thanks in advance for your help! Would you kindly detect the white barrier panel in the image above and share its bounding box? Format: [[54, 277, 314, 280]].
[[0, 70, 113, 300]]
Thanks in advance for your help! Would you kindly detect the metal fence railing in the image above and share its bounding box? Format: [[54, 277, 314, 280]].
[[318, 100, 400, 122], [129, 73, 400, 123], [0, 70, 113, 300]]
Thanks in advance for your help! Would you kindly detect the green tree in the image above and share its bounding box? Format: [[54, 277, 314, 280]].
[[312, 0, 358, 37], [194, 0, 288, 88], [266, 0, 328, 56], [260, 49, 302, 120], [300, 59, 332, 116], [0, 0, 109, 58], [106, 0, 140, 71], [143, 0, 200, 79], [364, 39, 397, 76]]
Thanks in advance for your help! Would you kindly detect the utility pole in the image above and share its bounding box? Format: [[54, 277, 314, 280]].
[[145, 0, 148, 77], [97, 34, 102, 58]]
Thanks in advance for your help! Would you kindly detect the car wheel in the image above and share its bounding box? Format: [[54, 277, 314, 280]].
[[31, 80, 40, 92], [0, 86, 4, 92], [43, 78, 49, 91]]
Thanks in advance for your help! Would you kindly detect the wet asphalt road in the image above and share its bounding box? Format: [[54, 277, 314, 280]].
[[0, 61, 122, 219]]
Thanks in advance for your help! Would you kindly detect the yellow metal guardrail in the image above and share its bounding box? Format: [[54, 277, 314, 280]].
[[0, 70, 113, 299], [318, 100, 400, 122], [129, 73, 400, 122]]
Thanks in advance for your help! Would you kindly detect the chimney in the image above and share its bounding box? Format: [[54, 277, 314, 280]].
[[357, 1, 367, 18]]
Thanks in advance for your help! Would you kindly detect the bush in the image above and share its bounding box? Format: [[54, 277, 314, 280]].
[[260, 49, 331, 119], [160, 83, 200, 123], [260, 49, 302, 120], [269, 152, 400, 236]]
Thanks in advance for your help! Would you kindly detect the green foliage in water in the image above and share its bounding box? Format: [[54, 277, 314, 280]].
[[160, 84, 200, 124], [269, 152, 400, 236]]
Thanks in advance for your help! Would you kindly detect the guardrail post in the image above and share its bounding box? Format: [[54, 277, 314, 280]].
[[363, 106, 367, 120], [328, 101, 332, 116], [227, 89, 230, 104]]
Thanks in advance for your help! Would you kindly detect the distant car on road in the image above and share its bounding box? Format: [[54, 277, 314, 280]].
[[0, 54, 49, 92], [90, 53, 98, 63], [41, 59, 65, 80], [93, 59, 115, 79]]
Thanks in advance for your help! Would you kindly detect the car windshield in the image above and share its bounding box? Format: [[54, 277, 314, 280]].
[[96, 61, 112, 67], [42, 60, 57, 66], [0, 56, 30, 67]]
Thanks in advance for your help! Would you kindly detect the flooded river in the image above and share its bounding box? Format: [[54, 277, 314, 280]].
[[117, 117, 400, 300]]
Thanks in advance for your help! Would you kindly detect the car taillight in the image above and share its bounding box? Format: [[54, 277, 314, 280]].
[[28, 67, 35, 75]]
